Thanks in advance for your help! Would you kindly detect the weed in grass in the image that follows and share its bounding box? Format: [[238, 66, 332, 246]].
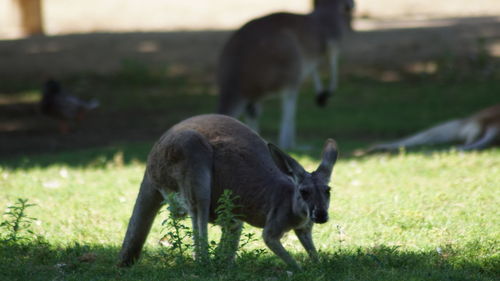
[[159, 193, 193, 265], [158, 190, 266, 270], [212, 190, 267, 268], [0, 198, 38, 243], [212, 189, 243, 265], [336, 224, 346, 251]]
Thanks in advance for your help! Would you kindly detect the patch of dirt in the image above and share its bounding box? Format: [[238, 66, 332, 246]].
[[1, 17, 499, 78]]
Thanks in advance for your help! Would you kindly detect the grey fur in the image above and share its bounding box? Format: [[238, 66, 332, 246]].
[[118, 114, 338, 269], [368, 104, 500, 152], [217, 0, 355, 149]]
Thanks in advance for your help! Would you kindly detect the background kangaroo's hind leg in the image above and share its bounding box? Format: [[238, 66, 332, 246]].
[[327, 41, 340, 96], [118, 173, 164, 267], [316, 41, 340, 107], [217, 91, 247, 119], [458, 126, 499, 150], [312, 67, 329, 107], [279, 88, 299, 149], [369, 119, 466, 151], [244, 102, 261, 132]]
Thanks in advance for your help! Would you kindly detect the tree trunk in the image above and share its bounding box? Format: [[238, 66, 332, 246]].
[[15, 0, 44, 36]]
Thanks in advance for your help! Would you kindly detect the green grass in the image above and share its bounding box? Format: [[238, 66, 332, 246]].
[[1, 146, 499, 280], [1, 59, 500, 280]]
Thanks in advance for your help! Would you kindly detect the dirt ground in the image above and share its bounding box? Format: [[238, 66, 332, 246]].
[[1, 13, 500, 158], [1, 0, 499, 78], [2, 16, 500, 78]]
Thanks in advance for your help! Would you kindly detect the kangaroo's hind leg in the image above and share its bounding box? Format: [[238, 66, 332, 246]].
[[369, 119, 466, 152], [458, 126, 499, 151], [169, 130, 214, 262]]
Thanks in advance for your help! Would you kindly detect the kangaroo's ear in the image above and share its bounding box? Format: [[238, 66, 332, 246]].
[[315, 139, 338, 183], [268, 143, 306, 183]]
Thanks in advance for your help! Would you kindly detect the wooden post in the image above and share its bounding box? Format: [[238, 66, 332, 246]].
[[15, 0, 44, 36]]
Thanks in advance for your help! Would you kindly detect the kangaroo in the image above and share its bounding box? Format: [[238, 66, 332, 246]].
[[118, 114, 338, 269], [216, 0, 355, 149], [368, 104, 500, 152]]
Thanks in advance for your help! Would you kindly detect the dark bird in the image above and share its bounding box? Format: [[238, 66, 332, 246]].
[[40, 79, 99, 133]]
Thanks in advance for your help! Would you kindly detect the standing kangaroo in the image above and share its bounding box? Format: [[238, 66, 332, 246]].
[[118, 114, 338, 269], [217, 0, 355, 149], [368, 104, 500, 152]]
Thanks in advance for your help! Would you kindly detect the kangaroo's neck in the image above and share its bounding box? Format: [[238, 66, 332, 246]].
[[275, 178, 309, 222], [269, 176, 307, 218]]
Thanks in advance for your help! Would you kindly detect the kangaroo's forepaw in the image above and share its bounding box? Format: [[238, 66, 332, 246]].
[[315, 91, 332, 107]]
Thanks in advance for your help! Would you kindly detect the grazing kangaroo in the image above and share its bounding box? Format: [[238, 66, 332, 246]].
[[217, 0, 355, 149], [118, 114, 338, 269], [368, 104, 500, 152]]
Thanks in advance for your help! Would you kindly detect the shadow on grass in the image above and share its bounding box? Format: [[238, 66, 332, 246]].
[[1, 15, 500, 164], [0, 141, 152, 170], [0, 241, 497, 281], [0, 136, 361, 170], [1, 132, 499, 172], [1, 69, 499, 169]]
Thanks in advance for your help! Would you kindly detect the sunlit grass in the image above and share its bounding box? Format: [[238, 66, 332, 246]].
[[0, 89, 39, 105], [1, 147, 498, 280]]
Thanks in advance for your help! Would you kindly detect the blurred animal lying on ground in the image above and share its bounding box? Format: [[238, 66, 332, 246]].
[[368, 104, 500, 152], [217, 0, 355, 149], [118, 114, 338, 269], [40, 79, 99, 133]]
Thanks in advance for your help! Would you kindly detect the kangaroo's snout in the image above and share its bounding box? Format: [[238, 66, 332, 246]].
[[311, 208, 329, 224]]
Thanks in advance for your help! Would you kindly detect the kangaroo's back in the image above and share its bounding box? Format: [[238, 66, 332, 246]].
[[167, 115, 272, 165], [150, 114, 290, 226]]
